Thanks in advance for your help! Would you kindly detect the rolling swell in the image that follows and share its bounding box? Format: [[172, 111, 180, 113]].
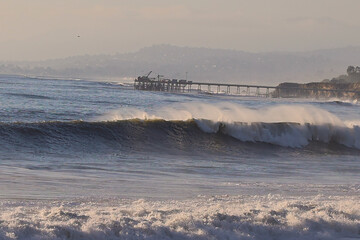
[[0, 119, 359, 154], [0, 120, 214, 154]]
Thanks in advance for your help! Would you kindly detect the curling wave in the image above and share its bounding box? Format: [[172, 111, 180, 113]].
[[196, 119, 360, 148]]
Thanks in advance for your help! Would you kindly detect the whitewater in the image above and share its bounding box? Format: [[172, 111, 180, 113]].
[[0, 74, 359, 239]]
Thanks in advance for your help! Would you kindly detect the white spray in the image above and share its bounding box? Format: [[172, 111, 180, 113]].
[[97, 102, 360, 149]]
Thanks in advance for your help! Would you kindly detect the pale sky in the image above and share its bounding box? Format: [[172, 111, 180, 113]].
[[1, 0, 360, 61]]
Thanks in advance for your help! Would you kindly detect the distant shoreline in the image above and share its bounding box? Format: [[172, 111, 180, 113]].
[[274, 82, 360, 100], [275, 66, 360, 100]]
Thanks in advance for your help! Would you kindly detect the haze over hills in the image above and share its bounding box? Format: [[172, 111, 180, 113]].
[[1, 45, 360, 85]]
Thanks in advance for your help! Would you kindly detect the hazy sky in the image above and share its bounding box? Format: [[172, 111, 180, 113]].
[[1, 0, 360, 61]]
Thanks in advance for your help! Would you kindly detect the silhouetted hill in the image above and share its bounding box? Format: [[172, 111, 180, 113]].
[[1, 45, 360, 85]]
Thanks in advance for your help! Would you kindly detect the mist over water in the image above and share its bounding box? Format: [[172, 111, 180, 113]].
[[98, 102, 343, 123], [0, 75, 359, 239]]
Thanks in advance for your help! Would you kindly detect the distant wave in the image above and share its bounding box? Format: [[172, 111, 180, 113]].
[[0, 119, 359, 154], [4, 92, 52, 100], [321, 99, 359, 106], [23, 75, 84, 81], [0, 195, 359, 240]]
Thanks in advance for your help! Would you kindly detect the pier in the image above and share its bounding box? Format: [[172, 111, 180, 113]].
[[134, 73, 360, 99]]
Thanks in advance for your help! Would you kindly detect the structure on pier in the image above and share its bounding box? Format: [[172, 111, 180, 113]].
[[134, 72, 192, 92], [134, 72, 360, 99]]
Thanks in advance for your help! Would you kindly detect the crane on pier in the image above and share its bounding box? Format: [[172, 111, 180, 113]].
[[144, 71, 152, 78]]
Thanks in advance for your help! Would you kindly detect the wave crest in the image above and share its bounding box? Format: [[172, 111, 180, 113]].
[[97, 102, 345, 126]]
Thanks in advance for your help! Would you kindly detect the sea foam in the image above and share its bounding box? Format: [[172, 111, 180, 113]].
[[0, 195, 359, 240]]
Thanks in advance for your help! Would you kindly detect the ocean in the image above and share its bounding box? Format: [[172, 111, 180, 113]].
[[0, 74, 359, 240]]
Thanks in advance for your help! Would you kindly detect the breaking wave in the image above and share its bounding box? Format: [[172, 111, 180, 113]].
[[0, 195, 359, 240], [90, 103, 360, 149], [0, 102, 358, 152]]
